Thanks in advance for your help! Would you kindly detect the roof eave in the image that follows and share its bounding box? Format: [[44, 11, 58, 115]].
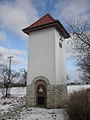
[[56, 20, 70, 38], [22, 22, 56, 35], [22, 22, 70, 38]]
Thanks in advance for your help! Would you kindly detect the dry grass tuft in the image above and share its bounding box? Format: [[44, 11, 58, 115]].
[[66, 89, 90, 120]]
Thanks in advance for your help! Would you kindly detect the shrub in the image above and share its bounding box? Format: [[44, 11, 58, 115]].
[[66, 89, 90, 120]]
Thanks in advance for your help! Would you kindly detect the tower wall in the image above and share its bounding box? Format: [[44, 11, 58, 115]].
[[27, 27, 56, 85], [55, 29, 67, 85], [26, 27, 67, 108]]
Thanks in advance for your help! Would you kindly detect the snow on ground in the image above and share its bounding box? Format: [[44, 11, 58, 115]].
[[8, 87, 26, 97], [0, 87, 26, 98], [0, 97, 25, 115], [20, 107, 65, 120], [0, 84, 89, 120], [0, 97, 65, 120], [67, 84, 90, 94]]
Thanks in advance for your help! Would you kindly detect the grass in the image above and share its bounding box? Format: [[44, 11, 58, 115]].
[[66, 89, 90, 120]]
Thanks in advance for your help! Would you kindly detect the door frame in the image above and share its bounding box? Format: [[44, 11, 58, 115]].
[[35, 80, 47, 107]]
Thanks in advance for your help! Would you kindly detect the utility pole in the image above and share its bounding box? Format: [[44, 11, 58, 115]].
[[7, 56, 14, 82]]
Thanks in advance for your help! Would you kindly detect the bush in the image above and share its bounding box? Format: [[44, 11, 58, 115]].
[[66, 89, 90, 120]]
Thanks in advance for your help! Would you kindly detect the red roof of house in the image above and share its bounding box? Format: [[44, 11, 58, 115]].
[[22, 14, 70, 38]]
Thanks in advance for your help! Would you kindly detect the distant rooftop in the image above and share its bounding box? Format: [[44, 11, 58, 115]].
[[22, 13, 70, 38]]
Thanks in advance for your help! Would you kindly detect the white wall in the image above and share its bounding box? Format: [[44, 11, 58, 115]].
[[55, 29, 67, 85], [27, 27, 67, 85], [27, 27, 56, 85]]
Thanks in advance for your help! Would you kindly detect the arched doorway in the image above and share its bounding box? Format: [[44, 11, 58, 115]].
[[35, 80, 46, 107]]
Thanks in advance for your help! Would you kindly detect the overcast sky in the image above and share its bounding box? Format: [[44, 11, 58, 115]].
[[0, 0, 90, 81]]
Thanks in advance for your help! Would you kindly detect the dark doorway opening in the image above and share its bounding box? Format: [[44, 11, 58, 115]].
[[36, 83, 46, 107], [38, 96, 44, 106]]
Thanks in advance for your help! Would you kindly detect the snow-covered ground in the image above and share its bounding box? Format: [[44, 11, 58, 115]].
[[67, 84, 90, 93], [0, 84, 89, 120], [0, 87, 26, 98], [0, 97, 65, 120], [20, 107, 65, 120]]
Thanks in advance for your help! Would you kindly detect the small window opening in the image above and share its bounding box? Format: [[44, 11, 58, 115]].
[[59, 42, 62, 48], [59, 34, 63, 42]]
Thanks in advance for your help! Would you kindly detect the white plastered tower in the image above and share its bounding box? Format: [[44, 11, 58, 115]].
[[22, 14, 70, 108]]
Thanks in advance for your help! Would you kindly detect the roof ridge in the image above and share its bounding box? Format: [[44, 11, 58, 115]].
[[27, 13, 55, 29], [45, 13, 55, 21]]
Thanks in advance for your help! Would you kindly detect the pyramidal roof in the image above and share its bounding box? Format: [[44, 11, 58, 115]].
[[28, 14, 55, 29], [22, 14, 70, 38]]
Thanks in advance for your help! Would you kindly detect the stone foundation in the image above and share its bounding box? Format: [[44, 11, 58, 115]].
[[26, 83, 67, 108], [47, 84, 67, 108]]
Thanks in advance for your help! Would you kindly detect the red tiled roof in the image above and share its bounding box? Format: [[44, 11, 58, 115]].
[[28, 14, 55, 29], [22, 13, 70, 38]]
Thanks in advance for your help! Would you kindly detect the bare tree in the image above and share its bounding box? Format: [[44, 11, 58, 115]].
[[0, 66, 17, 97], [20, 68, 27, 86], [69, 19, 90, 82]]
